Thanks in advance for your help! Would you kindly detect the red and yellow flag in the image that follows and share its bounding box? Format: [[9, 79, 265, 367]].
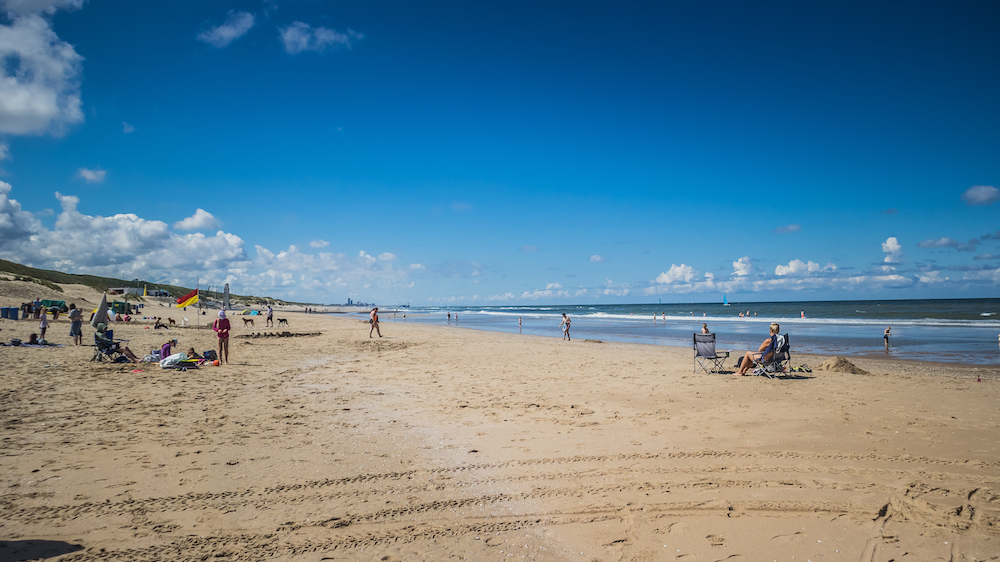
[[176, 288, 198, 308]]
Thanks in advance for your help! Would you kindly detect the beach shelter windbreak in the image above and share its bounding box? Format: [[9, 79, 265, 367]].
[[91, 292, 110, 328], [177, 288, 199, 308]]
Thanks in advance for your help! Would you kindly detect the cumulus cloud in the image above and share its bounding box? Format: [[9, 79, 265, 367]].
[[655, 264, 697, 284], [732, 256, 753, 276], [772, 224, 801, 234], [0, 6, 84, 136], [280, 22, 363, 54], [309, 239, 329, 248], [961, 185, 1000, 206], [0, 141, 9, 161], [76, 168, 106, 183], [916, 237, 977, 252], [122, 122, 134, 133], [409, 263, 425, 270], [590, 254, 605, 263], [882, 237, 904, 263], [775, 259, 820, 276], [0, 180, 42, 250], [378, 252, 397, 261], [197, 11, 255, 48], [174, 208, 220, 230], [974, 254, 998, 261], [545, 282, 562, 290]]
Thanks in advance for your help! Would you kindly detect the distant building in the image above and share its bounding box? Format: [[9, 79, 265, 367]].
[[108, 287, 141, 296], [148, 289, 170, 297]]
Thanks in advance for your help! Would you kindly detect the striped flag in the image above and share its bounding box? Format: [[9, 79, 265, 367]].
[[176, 288, 199, 308]]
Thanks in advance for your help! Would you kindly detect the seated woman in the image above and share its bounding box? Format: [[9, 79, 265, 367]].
[[736, 322, 780, 376], [27, 333, 40, 345], [95, 323, 140, 362], [186, 347, 203, 360]]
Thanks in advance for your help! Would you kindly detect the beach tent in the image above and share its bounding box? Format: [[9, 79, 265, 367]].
[[41, 299, 68, 312], [91, 293, 111, 328]]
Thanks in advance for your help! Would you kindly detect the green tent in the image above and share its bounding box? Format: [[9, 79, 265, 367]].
[[41, 299, 68, 312]]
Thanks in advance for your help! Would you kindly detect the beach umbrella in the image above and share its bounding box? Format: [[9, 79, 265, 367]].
[[91, 292, 110, 328]]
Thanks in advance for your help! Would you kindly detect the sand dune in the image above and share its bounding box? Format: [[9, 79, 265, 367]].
[[2, 283, 999, 561]]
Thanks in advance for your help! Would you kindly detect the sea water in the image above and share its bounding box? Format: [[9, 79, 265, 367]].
[[391, 299, 1000, 366]]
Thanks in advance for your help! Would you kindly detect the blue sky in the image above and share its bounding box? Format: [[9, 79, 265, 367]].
[[0, 0, 998, 304]]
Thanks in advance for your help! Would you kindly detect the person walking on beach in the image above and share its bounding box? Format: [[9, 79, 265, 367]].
[[266, 305, 274, 327], [68, 303, 82, 345], [884, 326, 891, 351], [560, 313, 571, 341], [213, 310, 231, 364], [370, 307, 382, 338]]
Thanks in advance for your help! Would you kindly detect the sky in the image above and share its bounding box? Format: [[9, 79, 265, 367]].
[[0, 0, 998, 305]]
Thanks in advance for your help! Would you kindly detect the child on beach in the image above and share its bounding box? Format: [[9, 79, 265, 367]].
[[213, 310, 231, 364], [560, 313, 571, 341], [39, 312, 48, 341]]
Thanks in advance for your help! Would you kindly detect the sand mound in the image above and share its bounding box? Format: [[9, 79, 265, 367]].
[[818, 356, 869, 374]]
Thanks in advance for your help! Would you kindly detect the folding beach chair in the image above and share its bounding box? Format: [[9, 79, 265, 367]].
[[694, 333, 730, 373], [752, 334, 791, 378], [91, 336, 123, 362]]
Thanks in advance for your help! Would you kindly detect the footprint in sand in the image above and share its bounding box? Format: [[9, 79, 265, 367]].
[[715, 556, 746, 562], [706, 534, 724, 547], [770, 531, 805, 543], [666, 522, 687, 534]]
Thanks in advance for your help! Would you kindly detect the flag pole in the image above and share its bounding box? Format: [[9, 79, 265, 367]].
[[197, 281, 201, 329]]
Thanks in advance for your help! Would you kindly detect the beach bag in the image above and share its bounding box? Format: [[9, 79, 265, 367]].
[[10, 338, 21, 346], [204, 350, 218, 361], [114, 355, 130, 363], [159, 352, 187, 369]]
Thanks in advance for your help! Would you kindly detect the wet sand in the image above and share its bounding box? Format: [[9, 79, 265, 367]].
[[2, 281, 1000, 561]]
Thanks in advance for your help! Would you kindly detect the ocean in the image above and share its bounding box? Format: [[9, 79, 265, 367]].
[[379, 299, 1000, 366]]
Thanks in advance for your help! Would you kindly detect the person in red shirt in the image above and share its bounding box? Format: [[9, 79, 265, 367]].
[[213, 310, 231, 363]]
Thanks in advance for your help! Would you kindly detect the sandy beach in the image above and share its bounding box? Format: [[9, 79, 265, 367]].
[[2, 281, 1000, 561]]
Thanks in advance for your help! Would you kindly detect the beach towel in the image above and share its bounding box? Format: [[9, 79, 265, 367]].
[[159, 352, 187, 369]]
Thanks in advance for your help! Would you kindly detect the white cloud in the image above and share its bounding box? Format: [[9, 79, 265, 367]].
[[0, 141, 9, 161], [774, 259, 821, 276], [122, 122, 134, 133], [545, 282, 562, 290], [76, 167, 105, 183], [0, 11, 84, 136], [732, 256, 752, 276], [280, 22, 363, 54], [0, 180, 42, 250], [917, 237, 977, 252], [174, 208, 220, 230], [309, 239, 330, 248], [197, 11, 255, 48], [590, 254, 605, 263], [378, 252, 397, 261], [655, 263, 697, 284], [961, 185, 999, 206], [882, 237, 904, 263], [409, 263, 425, 270], [772, 224, 801, 234], [1, 0, 84, 17]]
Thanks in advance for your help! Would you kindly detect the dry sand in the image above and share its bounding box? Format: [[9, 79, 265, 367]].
[[2, 281, 1000, 561]]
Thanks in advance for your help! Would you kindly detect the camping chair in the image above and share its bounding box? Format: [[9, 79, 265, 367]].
[[91, 336, 123, 362], [694, 333, 730, 373], [752, 334, 791, 378]]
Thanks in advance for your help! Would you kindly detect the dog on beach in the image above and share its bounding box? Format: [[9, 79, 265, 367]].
[[243, 318, 254, 327], [278, 318, 288, 326], [167, 318, 176, 326]]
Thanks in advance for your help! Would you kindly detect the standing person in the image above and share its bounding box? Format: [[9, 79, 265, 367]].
[[266, 305, 274, 327], [884, 326, 891, 351], [369, 307, 382, 338], [39, 310, 49, 341], [560, 313, 571, 341], [518, 316, 522, 332], [32, 297, 41, 319], [68, 303, 83, 345], [447, 312, 451, 322], [213, 310, 231, 364]]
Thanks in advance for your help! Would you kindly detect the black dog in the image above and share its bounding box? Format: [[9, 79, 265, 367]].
[[277, 318, 288, 326]]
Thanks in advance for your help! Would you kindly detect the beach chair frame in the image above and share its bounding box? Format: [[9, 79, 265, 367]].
[[694, 333, 730, 373], [752, 334, 791, 378]]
